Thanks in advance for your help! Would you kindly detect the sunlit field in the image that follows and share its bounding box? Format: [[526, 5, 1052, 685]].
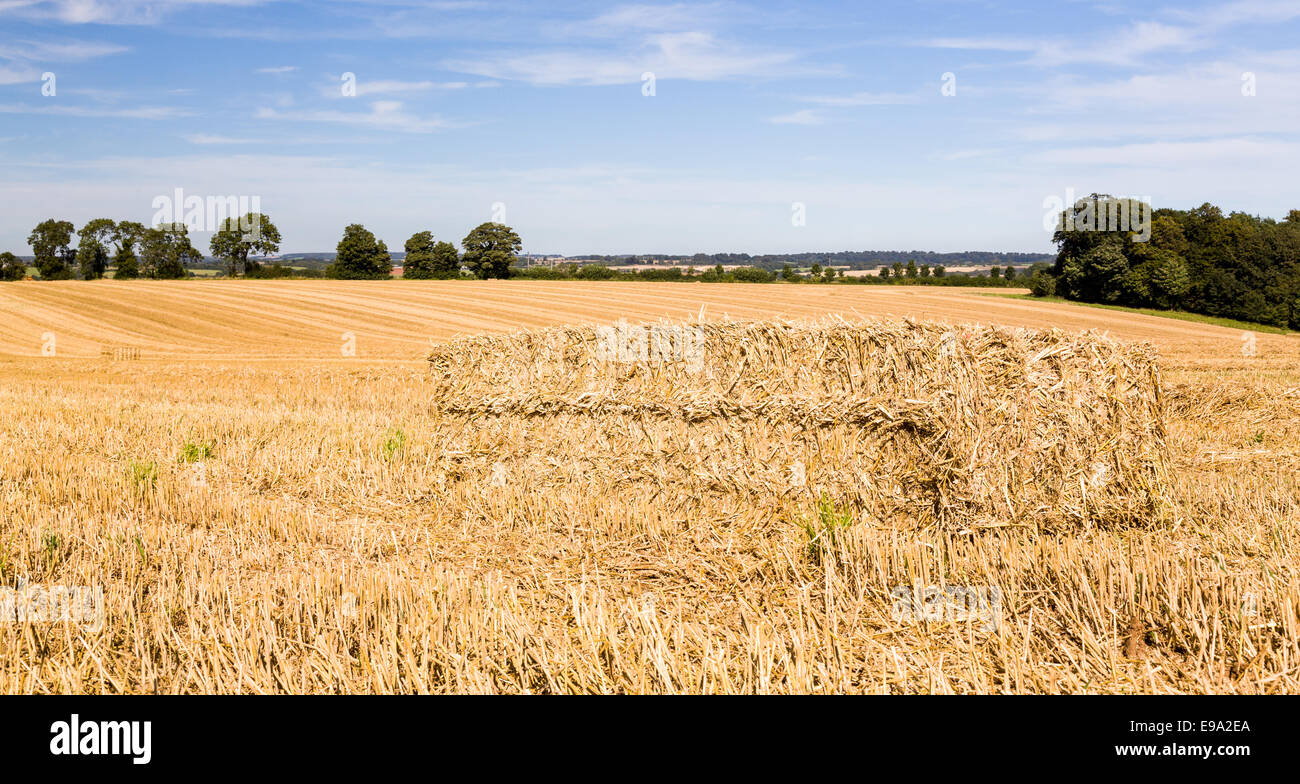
[[1, 280, 1297, 693]]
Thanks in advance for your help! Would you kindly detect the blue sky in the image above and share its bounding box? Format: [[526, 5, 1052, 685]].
[[1, 0, 1299, 255]]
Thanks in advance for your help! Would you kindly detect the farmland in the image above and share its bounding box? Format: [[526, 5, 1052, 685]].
[[1, 280, 1297, 693]]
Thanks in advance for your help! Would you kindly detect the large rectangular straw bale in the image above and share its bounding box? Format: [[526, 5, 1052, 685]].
[[426, 319, 1169, 531]]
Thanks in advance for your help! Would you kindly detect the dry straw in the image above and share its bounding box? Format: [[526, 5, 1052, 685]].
[[428, 318, 1170, 532]]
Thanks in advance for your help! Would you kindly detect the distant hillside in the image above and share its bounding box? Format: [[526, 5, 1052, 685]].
[[251, 249, 1054, 272], [566, 250, 1055, 270]]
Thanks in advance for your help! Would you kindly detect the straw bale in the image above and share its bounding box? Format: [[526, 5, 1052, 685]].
[[427, 319, 1169, 530]]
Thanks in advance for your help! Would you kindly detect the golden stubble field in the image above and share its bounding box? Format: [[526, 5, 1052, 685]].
[[0, 279, 1297, 693]]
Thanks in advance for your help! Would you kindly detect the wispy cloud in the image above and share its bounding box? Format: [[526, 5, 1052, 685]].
[[255, 65, 298, 74], [0, 39, 129, 61], [447, 31, 801, 86], [767, 109, 822, 125], [332, 78, 469, 97], [183, 133, 263, 144], [0, 37, 129, 83], [256, 100, 460, 133], [0, 0, 272, 25], [800, 90, 919, 107], [568, 2, 737, 35], [0, 64, 40, 84], [0, 102, 192, 119], [926, 21, 1199, 67]]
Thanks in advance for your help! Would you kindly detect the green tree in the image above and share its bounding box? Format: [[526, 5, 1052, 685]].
[[990, 266, 1002, 280], [401, 231, 441, 279], [0, 251, 27, 281], [920, 264, 931, 278], [461, 222, 522, 280], [328, 224, 392, 280], [1051, 194, 1156, 304], [430, 241, 460, 278], [111, 221, 145, 279], [732, 266, 775, 283], [76, 218, 116, 279], [891, 261, 904, 278], [933, 265, 946, 278], [1059, 241, 1128, 302], [27, 219, 76, 280], [209, 213, 282, 276], [140, 223, 199, 279], [878, 265, 890, 278], [114, 246, 140, 279], [1028, 271, 1056, 297], [906, 259, 918, 278], [781, 263, 796, 281], [1003, 266, 1016, 281]]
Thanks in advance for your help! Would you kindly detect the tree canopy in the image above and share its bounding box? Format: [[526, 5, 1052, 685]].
[[1040, 195, 1298, 327], [0, 251, 26, 281], [402, 231, 461, 279], [327, 224, 392, 280], [140, 223, 200, 279], [76, 218, 116, 280], [461, 222, 522, 280], [210, 213, 282, 277], [28, 219, 77, 280]]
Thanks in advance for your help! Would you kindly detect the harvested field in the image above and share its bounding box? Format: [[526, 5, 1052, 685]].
[[0, 280, 1297, 693]]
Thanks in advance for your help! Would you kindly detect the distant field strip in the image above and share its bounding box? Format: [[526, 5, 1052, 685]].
[[0, 280, 1273, 362]]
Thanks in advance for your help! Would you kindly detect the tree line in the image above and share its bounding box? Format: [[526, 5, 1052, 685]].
[[1032, 195, 1300, 329], [1, 213, 1021, 288], [516, 261, 1021, 287], [5, 218, 205, 281], [2, 215, 523, 281], [570, 250, 1054, 270], [325, 222, 521, 280]]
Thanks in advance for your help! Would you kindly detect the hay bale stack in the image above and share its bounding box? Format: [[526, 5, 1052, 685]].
[[426, 319, 1169, 531]]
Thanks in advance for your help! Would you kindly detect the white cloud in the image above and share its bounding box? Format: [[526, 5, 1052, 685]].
[[574, 2, 735, 35], [767, 109, 822, 125], [184, 133, 264, 144], [0, 64, 40, 84], [0, 0, 271, 25], [0, 39, 129, 61], [1169, 0, 1300, 28], [347, 79, 467, 96], [255, 65, 298, 74], [800, 91, 919, 107], [927, 21, 1200, 67], [1025, 137, 1300, 169], [0, 102, 192, 119], [446, 31, 801, 85], [256, 100, 459, 133], [0, 38, 129, 85]]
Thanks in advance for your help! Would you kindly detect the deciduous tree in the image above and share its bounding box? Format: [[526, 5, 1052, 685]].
[[328, 224, 391, 280], [461, 222, 522, 280], [76, 218, 116, 279], [210, 213, 281, 276], [27, 219, 76, 280]]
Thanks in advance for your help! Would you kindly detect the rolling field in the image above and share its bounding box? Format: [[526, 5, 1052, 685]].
[[1, 280, 1297, 693]]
